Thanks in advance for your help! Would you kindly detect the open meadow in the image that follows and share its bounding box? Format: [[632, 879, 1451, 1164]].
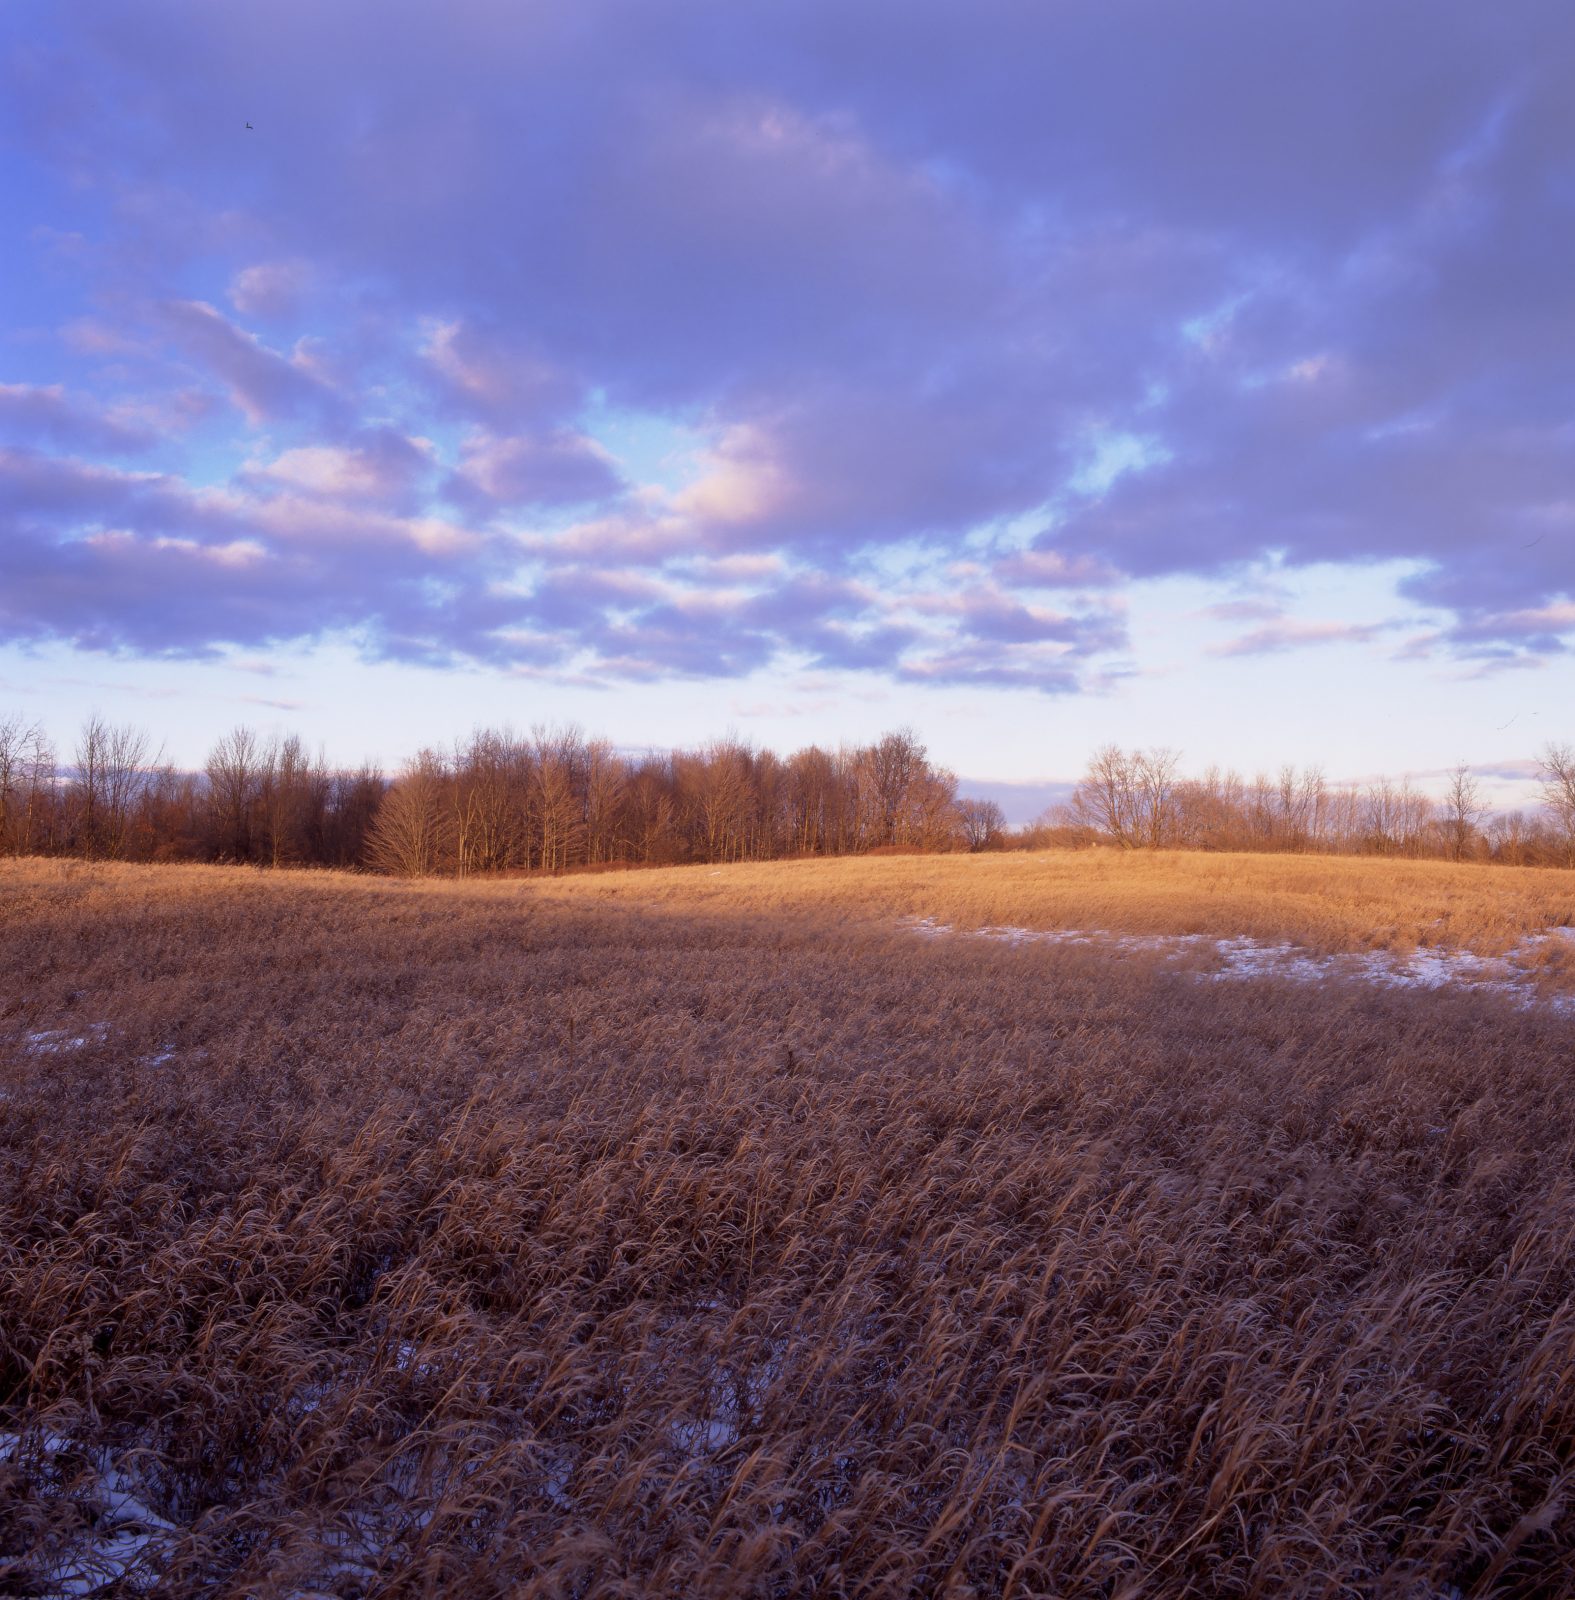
[[3, 850, 1575, 1598]]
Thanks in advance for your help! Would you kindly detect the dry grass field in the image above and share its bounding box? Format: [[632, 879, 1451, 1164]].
[[3, 850, 1574, 1598]]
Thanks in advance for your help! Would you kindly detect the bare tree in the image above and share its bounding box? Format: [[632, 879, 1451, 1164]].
[[1245, 771, 1277, 848], [0, 714, 54, 855], [367, 750, 450, 876], [328, 764, 387, 866], [1540, 742, 1575, 867], [140, 761, 203, 860], [258, 733, 316, 868], [73, 715, 152, 859], [687, 739, 753, 863], [753, 748, 789, 858], [786, 745, 838, 856], [1441, 763, 1484, 862], [910, 765, 962, 850], [859, 729, 926, 847], [1275, 764, 1324, 852], [1066, 746, 1180, 849], [583, 738, 626, 865], [1488, 809, 1533, 867], [1323, 783, 1363, 854], [1069, 745, 1139, 847], [1363, 778, 1401, 855], [451, 729, 525, 877], [1400, 780, 1435, 858], [957, 797, 1006, 851], [206, 727, 262, 861], [1175, 766, 1238, 851], [626, 758, 679, 865], [71, 715, 108, 857], [1134, 748, 1181, 848], [532, 726, 585, 871]]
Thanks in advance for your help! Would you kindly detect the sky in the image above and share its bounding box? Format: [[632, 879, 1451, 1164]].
[[1, 1, 1571, 819]]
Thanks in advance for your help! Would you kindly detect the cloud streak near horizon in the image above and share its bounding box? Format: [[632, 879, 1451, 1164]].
[[1, 0, 1571, 694]]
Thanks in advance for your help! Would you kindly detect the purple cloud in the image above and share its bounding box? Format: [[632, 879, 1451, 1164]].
[[994, 550, 1123, 590], [229, 260, 313, 320], [444, 429, 623, 511], [1208, 619, 1389, 657], [246, 429, 436, 511], [159, 300, 341, 426], [0, 383, 153, 454], [421, 321, 586, 429], [0, 0, 1570, 689]]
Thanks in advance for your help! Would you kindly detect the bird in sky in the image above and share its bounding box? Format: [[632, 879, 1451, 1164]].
[[245, 121, 253, 129]]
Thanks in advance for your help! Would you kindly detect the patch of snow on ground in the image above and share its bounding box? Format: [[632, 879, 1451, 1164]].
[[901, 919, 1575, 1013], [645, 1299, 791, 1465], [669, 1335, 790, 1460], [9, 1020, 202, 1069], [23, 1023, 110, 1055], [0, 1429, 176, 1596]]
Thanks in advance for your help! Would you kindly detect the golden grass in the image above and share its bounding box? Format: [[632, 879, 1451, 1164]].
[[2, 852, 1574, 1597], [528, 846, 1575, 953]]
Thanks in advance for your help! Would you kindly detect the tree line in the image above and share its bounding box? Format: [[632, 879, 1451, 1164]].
[[0, 715, 985, 873], [2, 712, 1573, 874], [1053, 744, 1575, 867]]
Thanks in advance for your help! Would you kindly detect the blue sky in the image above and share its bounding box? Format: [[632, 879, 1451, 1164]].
[[2, 2, 1571, 817]]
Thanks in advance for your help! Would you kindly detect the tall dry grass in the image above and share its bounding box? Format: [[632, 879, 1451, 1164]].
[[529, 846, 1575, 954], [2, 853, 1573, 1597]]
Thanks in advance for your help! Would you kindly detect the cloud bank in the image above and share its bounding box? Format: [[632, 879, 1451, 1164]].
[[1, 0, 1570, 688]]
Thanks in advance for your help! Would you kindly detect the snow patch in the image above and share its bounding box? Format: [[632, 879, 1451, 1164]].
[[23, 1024, 110, 1055], [901, 919, 1575, 1013], [0, 1430, 176, 1596], [10, 1020, 201, 1069], [668, 1336, 789, 1460]]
